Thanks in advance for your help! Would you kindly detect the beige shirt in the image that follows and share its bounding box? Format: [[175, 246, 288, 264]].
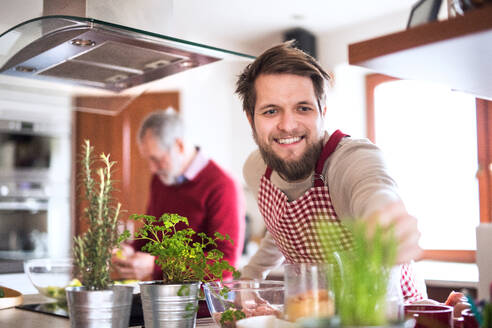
[[241, 131, 402, 279]]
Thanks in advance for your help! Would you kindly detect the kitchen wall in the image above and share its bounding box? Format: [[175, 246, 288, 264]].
[[319, 9, 411, 139]]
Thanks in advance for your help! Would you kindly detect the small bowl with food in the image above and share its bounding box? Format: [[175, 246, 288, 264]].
[[203, 280, 285, 328], [24, 258, 80, 302]]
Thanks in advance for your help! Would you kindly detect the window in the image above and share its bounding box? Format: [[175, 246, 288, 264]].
[[367, 74, 492, 262]]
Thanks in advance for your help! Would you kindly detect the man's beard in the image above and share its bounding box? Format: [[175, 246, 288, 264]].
[[254, 131, 323, 181], [157, 149, 183, 185], [157, 172, 176, 185]]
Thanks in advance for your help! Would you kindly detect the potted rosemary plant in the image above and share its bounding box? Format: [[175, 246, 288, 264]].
[[126, 212, 239, 328], [65, 140, 133, 328]]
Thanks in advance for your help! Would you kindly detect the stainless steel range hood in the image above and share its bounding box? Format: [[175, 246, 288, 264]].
[[0, 15, 253, 93]]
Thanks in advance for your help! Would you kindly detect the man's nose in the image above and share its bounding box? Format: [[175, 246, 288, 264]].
[[277, 111, 297, 132]]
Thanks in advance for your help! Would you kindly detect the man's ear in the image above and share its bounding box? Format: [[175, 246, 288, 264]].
[[174, 138, 185, 153]]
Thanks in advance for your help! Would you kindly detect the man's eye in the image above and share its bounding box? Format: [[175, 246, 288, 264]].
[[298, 106, 313, 112], [262, 109, 277, 115]]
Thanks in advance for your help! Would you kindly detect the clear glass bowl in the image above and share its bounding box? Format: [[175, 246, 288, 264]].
[[24, 258, 74, 301], [203, 280, 285, 327]]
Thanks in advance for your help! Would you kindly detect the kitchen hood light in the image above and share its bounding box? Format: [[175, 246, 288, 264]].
[[179, 60, 196, 68], [15, 65, 37, 73], [105, 74, 129, 83], [0, 15, 254, 93], [144, 59, 177, 71], [71, 38, 96, 47], [114, 82, 130, 89]]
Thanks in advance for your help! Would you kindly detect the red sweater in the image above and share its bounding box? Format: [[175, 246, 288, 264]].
[[133, 160, 245, 281]]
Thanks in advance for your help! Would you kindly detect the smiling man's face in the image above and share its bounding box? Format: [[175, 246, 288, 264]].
[[249, 73, 326, 181]]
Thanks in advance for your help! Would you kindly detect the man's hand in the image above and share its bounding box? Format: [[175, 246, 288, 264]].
[[111, 244, 155, 281], [445, 291, 470, 317], [411, 291, 470, 318], [367, 200, 422, 264]]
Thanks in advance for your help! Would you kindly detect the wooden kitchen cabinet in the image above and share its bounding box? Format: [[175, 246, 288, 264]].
[[348, 5, 492, 101], [74, 92, 179, 235]]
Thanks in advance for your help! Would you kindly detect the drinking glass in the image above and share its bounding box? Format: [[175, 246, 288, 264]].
[[283, 263, 335, 323], [386, 266, 405, 323]]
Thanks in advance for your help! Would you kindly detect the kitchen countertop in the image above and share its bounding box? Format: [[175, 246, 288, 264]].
[[0, 260, 478, 327], [1, 260, 479, 295], [0, 293, 219, 328], [414, 260, 478, 289], [266, 260, 479, 289]]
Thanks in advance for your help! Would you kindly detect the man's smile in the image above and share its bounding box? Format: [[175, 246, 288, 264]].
[[274, 135, 305, 145]]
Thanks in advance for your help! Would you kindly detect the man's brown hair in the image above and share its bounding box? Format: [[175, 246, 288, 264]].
[[235, 41, 331, 120]]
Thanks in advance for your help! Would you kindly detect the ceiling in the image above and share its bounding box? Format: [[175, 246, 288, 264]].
[[1, 0, 419, 56]]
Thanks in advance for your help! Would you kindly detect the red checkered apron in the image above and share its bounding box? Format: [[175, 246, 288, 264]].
[[257, 130, 424, 302]]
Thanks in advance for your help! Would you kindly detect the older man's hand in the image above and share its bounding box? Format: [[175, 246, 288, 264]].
[[111, 244, 155, 281], [367, 200, 422, 264]]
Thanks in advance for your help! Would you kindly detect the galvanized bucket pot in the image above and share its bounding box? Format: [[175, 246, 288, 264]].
[[139, 280, 201, 328], [65, 285, 134, 328]]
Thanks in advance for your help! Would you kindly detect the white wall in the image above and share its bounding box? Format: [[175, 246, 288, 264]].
[[318, 9, 411, 138]]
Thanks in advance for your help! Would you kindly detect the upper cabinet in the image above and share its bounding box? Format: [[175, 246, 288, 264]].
[[348, 5, 492, 101]]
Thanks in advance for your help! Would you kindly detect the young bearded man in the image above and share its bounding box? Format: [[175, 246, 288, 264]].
[[236, 41, 425, 302]]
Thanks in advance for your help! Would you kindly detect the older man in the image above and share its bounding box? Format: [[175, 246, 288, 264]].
[[112, 109, 245, 281]]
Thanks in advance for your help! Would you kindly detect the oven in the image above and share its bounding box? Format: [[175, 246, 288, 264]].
[[0, 118, 71, 272]]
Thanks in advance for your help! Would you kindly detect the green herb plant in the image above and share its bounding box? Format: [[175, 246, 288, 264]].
[[482, 301, 492, 328], [319, 219, 398, 326], [126, 213, 240, 284], [72, 140, 125, 290], [219, 308, 246, 327]]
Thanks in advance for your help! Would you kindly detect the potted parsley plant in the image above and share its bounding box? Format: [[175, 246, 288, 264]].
[[126, 212, 239, 328]]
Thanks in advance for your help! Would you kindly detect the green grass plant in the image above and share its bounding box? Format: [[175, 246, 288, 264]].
[[319, 220, 398, 326]]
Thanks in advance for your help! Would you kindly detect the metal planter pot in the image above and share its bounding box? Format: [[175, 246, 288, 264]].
[[139, 280, 201, 328], [65, 285, 134, 328]]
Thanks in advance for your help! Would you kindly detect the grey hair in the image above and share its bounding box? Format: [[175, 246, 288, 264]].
[[138, 108, 184, 150]]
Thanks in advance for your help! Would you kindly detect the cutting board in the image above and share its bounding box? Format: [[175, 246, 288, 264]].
[[0, 286, 23, 309]]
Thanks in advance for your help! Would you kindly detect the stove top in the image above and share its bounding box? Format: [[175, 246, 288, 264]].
[[16, 294, 144, 327], [16, 295, 211, 326]]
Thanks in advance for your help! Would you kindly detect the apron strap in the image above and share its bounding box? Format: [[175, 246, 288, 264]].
[[263, 130, 349, 185], [312, 130, 348, 187]]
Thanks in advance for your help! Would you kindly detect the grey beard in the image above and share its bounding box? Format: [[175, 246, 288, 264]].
[[255, 133, 324, 181]]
